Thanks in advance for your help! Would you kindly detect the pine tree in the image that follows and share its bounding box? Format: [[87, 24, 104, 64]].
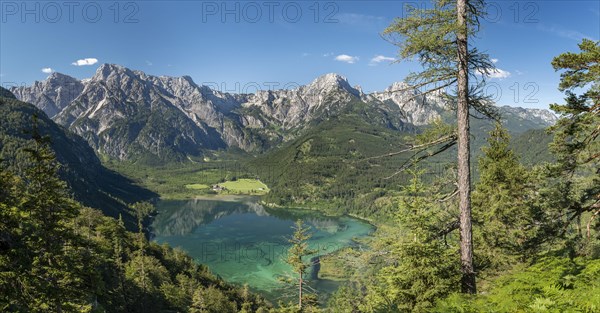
[[383, 0, 497, 293], [548, 39, 600, 253], [190, 288, 208, 313], [110, 214, 129, 310], [286, 220, 317, 311], [127, 201, 155, 311], [0, 162, 22, 310]]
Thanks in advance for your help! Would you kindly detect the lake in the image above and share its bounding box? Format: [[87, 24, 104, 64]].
[[150, 196, 374, 303]]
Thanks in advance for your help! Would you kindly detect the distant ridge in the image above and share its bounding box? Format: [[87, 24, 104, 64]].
[[10, 64, 557, 163]]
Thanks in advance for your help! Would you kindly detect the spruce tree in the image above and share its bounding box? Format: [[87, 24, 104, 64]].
[[472, 124, 535, 267], [286, 220, 317, 310], [363, 170, 460, 312]]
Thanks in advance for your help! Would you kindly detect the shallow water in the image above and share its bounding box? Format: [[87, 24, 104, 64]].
[[150, 197, 374, 302]]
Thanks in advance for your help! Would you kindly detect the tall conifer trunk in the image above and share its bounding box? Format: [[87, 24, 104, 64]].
[[456, 0, 476, 294]]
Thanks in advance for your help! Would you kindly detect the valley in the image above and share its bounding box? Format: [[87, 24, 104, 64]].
[[10, 65, 557, 212], [1, 64, 565, 305], [1, 6, 598, 308]]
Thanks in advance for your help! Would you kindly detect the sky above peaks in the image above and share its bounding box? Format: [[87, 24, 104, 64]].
[[1, 0, 598, 110]]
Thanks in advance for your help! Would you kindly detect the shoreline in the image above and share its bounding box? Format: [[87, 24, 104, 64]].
[[260, 200, 379, 231], [149, 195, 376, 302]]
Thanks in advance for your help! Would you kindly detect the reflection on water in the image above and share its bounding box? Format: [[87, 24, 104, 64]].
[[150, 197, 373, 303], [151, 198, 269, 236], [305, 217, 345, 234]]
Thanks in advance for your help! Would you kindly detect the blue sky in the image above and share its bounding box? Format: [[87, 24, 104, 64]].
[[1, 0, 598, 110]]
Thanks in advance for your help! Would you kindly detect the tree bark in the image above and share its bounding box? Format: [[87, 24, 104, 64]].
[[299, 273, 303, 310], [456, 0, 476, 294]]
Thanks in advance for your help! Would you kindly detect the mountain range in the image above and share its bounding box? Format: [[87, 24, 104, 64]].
[[11, 64, 557, 163]]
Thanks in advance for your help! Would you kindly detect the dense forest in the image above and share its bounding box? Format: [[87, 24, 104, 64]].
[[1, 0, 599, 311], [323, 37, 600, 311]]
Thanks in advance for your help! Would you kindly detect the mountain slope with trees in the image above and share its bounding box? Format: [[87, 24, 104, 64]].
[[0, 88, 156, 229], [0, 133, 270, 312]]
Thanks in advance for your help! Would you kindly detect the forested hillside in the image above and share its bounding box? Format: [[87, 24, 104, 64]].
[[249, 102, 555, 222], [0, 113, 271, 312], [511, 128, 555, 166], [0, 89, 156, 229]]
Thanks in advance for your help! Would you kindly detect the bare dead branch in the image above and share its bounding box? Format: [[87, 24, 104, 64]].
[[379, 77, 455, 97], [587, 201, 600, 240], [361, 134, 457, 162], [383, 140, 457, 179], [439, 188, 459, 202], [437, 220, 460, 238]]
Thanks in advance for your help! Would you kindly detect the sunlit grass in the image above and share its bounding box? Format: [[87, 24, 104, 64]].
[[218, 179, 270, 195]]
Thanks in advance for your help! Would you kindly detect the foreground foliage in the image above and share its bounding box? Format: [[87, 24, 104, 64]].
[[326, 38, 599, 312], [437, 257, 600, 312]]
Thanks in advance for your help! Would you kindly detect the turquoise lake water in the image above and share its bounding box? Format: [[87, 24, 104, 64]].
[[150, 197, 374, 302]]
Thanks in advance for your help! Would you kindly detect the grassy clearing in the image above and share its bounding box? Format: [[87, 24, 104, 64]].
[[217, 179, 270, 195]]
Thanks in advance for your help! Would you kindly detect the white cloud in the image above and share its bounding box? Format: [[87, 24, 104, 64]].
[[302, 53, 310, 57], [323, 52, 334, 57], [489, 68, 511, 79], [477, 67, 511, 79], [41, 67, 53, 74], [146, 60, 153, 66], [491, 58, 498, 64], [515, 69, 524, 76], [334, 54, 359, 64], [72, 58, 98, 66], [369, 55, 395, 66]]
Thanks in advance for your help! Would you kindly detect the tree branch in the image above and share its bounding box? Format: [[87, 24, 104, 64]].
[[439, 188, 459, 202], [361, 134, 457, 162], [383, 139, 457, 180], [587, 200, 600, 240]]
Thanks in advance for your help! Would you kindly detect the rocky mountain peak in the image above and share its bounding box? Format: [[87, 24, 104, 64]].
[[500, 105, 558, 125], [10, 71, 84, 118], [181, 75, 195, 84], [305, 73, 360, 96], [311, 73, 346, 85], [245, 73, 354, 98], [91, 63, 140, 83], [367, 81, 442, 126], [47, 71, 79, 83], [11, 63, 560, 162]]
